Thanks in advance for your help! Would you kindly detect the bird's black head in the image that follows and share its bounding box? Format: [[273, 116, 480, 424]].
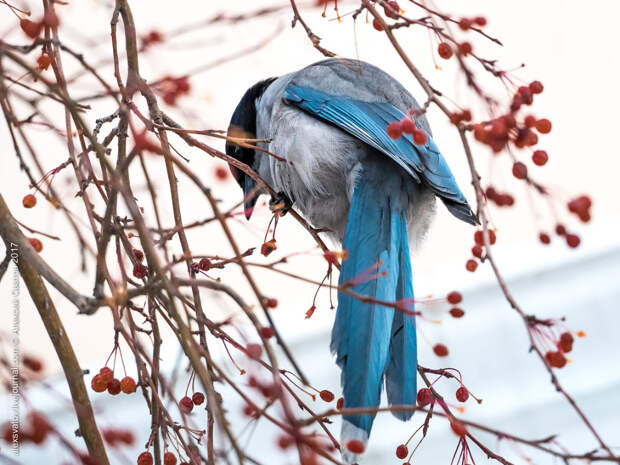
[[226, 77, 276, 219]]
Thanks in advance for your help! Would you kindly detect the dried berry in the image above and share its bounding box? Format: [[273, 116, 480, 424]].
[[91, 374, 107, 393], [319, 390, 335, 402], [29, 238, 43, 253], [346, 439, 365, 454], [137, 451, 153, 465], [449, 307, 465, 318], [465, 259, 478, 272], [164, 452, 177, 465]]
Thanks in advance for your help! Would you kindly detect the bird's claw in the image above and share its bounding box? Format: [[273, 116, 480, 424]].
[[269, 192, 293, 216]]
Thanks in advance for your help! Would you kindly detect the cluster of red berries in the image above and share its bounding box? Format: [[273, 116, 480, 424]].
[[371, 0, 400, 30], [178, 391, 204, 414], [466, 229, 497, 272], [449, 110, 472, 126], [18, 10, 59, 39], [138, 451, 185, 465], [567, 195, 592, 223], [472, 83, 547, 154], [158, 75, 191, 106], [458, 16, 488, 30], [386, 116, 428, 146], [102, 428, 135, 447], [91, 367, 137, 395], [2, 412, 51, 445], [545, 332, 577, 369], [553, 224, 581, 248], [446, 291, 465, 318], [485, 186, 514, 208]]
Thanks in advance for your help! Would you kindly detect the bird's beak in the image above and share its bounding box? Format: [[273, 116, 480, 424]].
[[243, 176, 258, 220]]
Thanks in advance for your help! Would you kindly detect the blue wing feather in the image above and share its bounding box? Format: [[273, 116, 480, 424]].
[[284, 84, 476, 224]]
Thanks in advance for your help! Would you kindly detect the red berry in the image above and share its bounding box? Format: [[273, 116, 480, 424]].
[[535, 118, 552, 134], [416, 387, 433, 406], [99, 367, 114, 383], [512, 162, 528, 180], [179, 396, 193, 413], [337, 397, 344, 410], [401, 118, 416, 135], [566, 234, 580, 248], [473, 16, 487, 26], [133, 249, 144, 261], [22, 194, 37, 208], [532, 150, 548, 166], [529, 81, 544, 94], [164, 452, 177, 465], [412, 129, 427, 146], [215, 166, 228, 181], [539, 233, 551, 244], [37, 53, 52, 70], [456, 386, 469, 402], [192, 392, 205, 405], [474, 229, 496, 246], [261, 239, 277, 257], [277, 434, 293, 449], [450, 420, 468, 437], [447, 291, 462, 305], [433, 343, 449, 357], [346, 439, 365, 454], [133, 263, 147, 279], [23, 355, 43, 372], [20, 19, 42, 38], [260, 326, 275, 339], [471, 245, 483, 258], [372, 18, 384, 31], [449, 307, 465, 318], [545, 350, 567, 368], [107, 378, 121, 395], [396, 444, 408, 459], [120, 376, 136, 394], [265, 298, 278, 308], [524, 115, 537, 128], [559, 332, 574, 353], [29, 237, 43, 252], [465, 259, 478, 272], [458, 18, 472, 30], [458, 42, 473, 56], [137, 451, 154, 465], [387, 122, 403, 139], [437, 42, 453, 59], [319, 389, 335, 402], [555, 224, 567, 236], [91, 374, 107, 393], [246, 343, 262, 360]]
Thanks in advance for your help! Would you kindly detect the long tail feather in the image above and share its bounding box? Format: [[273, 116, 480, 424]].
[[331, 169, 417, 461]]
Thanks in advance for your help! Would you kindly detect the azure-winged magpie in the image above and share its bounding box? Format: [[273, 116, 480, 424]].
[[226, 59, 476, 462]]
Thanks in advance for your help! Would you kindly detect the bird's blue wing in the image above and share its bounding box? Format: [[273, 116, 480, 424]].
[[284, 84, 476, 224]]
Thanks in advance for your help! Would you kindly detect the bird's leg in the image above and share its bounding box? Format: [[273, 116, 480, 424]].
[[269, 191, 293, 216]]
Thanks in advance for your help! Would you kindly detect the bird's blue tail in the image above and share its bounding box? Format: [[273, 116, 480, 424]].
[[330, 168, 417, 454]]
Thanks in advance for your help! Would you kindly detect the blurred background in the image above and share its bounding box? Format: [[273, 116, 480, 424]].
[[1, 0, 619, 464]]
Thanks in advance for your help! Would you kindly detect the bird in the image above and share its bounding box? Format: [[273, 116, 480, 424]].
[[225, 58, 476, 462]]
